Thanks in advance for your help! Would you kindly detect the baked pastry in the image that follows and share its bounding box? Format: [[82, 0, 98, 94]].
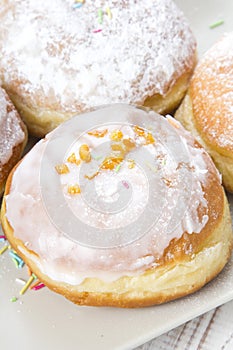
[[175, 32, 233, 192], [0, 0, 196, 137], [0, 87, 27, 196], [1, 104, 232, 307]]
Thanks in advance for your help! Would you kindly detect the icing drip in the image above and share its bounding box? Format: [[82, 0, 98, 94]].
[[5, 105, 214, 285]]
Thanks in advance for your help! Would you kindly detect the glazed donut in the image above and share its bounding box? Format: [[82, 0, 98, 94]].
[[0, 0, 196, 137], [0, 87, 27, 196], [1, 104, 232, 308], [175, 32, 233, 192]]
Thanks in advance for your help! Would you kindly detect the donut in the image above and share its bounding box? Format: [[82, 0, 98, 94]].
[[0, 0, 196, 137], [0, 87, 27, 196], [1, 104, 232, 308], [175, 32, 233, 192]]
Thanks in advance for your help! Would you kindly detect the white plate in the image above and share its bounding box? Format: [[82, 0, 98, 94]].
[[1, 1, 233, 349]]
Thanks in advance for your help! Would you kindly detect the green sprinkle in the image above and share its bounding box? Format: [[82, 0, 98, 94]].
[[98, 9, 103, 24], [11, 257, 20, 268], [10, 296, 18, 303], [115, 164, 121, 173], [92, 154, 102, 161], [209, 20, 224, 29], [161, 159, 167, 166]]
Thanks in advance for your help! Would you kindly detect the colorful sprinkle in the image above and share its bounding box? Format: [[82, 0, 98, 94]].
[[73, 2, 83, 9], [92, 154, 103, 161], [98, 9, 103, 24], [106, 7, 112, 19], [161, 159, 167, 166], [15, 278, 26, 285], [115, 163, 121, 173], [32, 283, 45, 291], [93, 29, 102, 34], [209, 20, 224, 29], [30, 280, 41, 289], [0, 235, 6, 242], [8, 250, 25, 268], [11, 257, 20, 268], [20, 275, 36, 295], [122, 180, 129, 189], [0, 245, 9, 255], [10, 296, 18, 303]]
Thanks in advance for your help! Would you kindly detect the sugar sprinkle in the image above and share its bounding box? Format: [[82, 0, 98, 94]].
[[20, 275, 36, 295], [106, 7, 112, 19], [98, 9, 103, 24], [10, 296, 18, 303], [15, 278, 26, 285], [0, 245, 9, 255], [93, 29, 102, 34], [209, 20, 224, 29], [122, 180, 129, 189]]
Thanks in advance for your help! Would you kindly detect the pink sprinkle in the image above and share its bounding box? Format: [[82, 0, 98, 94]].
[[0, 235, 6, 240], [93, 29, 102, 33], [32, 283, 45, 291], [122, 180, 129, 189]]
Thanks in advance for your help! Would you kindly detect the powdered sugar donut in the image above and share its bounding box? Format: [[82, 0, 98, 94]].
[[1, 104, 232, 307], [0, 0, 196, 136], [0, 87, 27, 195], [175, 32, 233, 192]]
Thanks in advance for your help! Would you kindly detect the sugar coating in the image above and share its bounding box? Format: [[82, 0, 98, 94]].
[[0, 0, 196, 112], [190, 32, 233, 151], [0, 88, 25, 168]]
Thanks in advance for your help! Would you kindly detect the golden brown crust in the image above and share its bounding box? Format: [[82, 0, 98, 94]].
[[1, 156, 232, 307], [4, 68, 196, 137], [175, 34, 233, 192], [175, 93, 233, 193], [143, 68, 196, 115]]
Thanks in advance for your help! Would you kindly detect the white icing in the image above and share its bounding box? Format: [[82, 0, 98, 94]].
[[0, 0, 196, 111], [0, 88, 25, 167], [5, 105, 215, 285]]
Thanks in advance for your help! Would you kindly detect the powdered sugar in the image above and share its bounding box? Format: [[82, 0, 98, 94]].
[[0, 88, 25, 168], [0, 0, 196, 112], [190, 32, 233, 151]]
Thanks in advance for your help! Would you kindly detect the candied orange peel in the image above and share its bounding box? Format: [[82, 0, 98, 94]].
[[67, 184, 81, 194], [79, 144, 91, 162], [55, 164, 70, 174], [87, 129, 108, 138], [110, 129, 123, 141], [67, 152, 81, 166]]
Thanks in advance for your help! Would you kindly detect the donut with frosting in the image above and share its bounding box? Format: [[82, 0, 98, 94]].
[[0, 87, 27, 195], [1, 104, 232, 307], [0, 0, 196, 136], [175, 32, 233, 192]]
